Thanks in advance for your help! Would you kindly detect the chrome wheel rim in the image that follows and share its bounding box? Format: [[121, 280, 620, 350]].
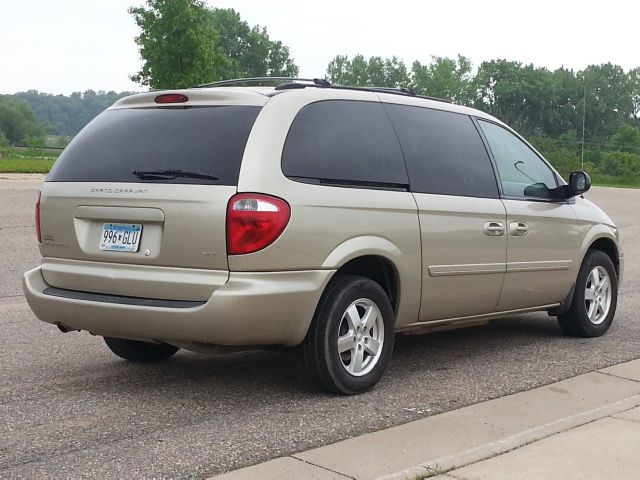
[[337, 298, 384, 377], [584, 266, 612, 325]]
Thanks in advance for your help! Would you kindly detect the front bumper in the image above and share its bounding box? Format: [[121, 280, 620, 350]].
[[618, 250, 624, 288], [23, 266, 334, 347]]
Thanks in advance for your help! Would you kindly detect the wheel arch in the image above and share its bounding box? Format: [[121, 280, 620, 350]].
[[550, 228, 620, 319], [330, 255, 401, 314], [321, 237, 404, 314], [581, 229, 620, 278]]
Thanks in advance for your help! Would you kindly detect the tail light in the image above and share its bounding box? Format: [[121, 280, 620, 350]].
[[226, 193, 290, 255], [35, 191, 42, 243]]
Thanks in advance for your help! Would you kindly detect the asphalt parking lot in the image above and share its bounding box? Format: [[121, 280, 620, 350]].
[[1, 176, 638, 479]]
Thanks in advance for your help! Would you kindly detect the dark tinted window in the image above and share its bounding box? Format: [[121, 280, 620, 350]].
[[385, 104, 499, 198], [47, 106, 261, 185], [478, 120, 559, 200], [281, 100, 408, 187]]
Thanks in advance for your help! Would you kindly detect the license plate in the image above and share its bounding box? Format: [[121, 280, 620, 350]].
[[99, 223, 142, 252]]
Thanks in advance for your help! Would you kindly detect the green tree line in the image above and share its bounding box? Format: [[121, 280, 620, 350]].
[[10, 90, 133, 137]]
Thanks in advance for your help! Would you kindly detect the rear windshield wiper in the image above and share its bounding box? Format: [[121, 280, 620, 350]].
[[132, 168, 218, 180]]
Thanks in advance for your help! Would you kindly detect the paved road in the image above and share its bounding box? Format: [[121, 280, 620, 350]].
[[1, 176, 638, 479]]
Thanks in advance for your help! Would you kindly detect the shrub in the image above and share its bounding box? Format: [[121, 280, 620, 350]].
[[0, 130, 11, 157], [25, 135, 46, 158], [597, 151, 640, 177]]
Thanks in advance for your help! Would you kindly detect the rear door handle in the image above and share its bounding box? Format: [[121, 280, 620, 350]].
[[483, 221, 505, 236], [509, 222, 528, 236]]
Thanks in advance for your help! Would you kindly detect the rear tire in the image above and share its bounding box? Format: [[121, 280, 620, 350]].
[[303, 275, 395, 395], [103, 337, 179, 363], [558, 250, 618, 337]]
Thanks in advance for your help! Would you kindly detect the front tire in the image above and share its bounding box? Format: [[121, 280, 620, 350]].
[[558, 250, 618, 337], [303, 275, 395, 395], [103, 337, 179, 363]]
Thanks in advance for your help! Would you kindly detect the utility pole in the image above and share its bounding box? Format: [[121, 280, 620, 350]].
[[581, 77, 586, 171]]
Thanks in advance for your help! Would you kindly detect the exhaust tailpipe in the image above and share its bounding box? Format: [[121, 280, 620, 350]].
[[56, 323, 77, 333]]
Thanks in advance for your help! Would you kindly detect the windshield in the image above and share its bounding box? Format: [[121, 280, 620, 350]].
[[47, 105, 261, 185]]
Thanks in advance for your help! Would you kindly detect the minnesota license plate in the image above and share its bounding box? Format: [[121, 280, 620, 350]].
[[99, 223, 142, 252]]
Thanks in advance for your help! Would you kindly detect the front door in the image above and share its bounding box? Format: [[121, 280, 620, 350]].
[[477, 120, 579, 311]]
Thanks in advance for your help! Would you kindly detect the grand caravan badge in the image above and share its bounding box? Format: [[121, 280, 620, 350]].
[[89, 187, 149, 194]]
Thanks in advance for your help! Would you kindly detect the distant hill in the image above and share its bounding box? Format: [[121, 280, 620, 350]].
[[14, 90, 136, 137]]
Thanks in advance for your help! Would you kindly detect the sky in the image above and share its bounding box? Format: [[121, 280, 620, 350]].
[[2, 0, 638, 95]]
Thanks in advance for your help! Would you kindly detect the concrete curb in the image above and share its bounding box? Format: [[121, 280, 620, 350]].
[[0, 173, 47, 181], [211, 359, 640, 480], [377, 392, 640, 480]]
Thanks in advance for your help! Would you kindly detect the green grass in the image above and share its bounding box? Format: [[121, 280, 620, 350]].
[[590, 174, 640, 188], [0, 157, 56, 173]]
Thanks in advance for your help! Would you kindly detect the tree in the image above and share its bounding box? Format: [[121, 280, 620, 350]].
[[632, 67, 640, 126], [326, 54, 409, 87], [327, 54, 365, 86], [411, 55, 473, 104], [543, 68, 579, 137], [0, 95, 44, 145], [209, 8, 298, 79], [578, 63, 635, 140], [383, 56, 411, 88], [129, 0, 224, 89], [472, 60, 557, 136]]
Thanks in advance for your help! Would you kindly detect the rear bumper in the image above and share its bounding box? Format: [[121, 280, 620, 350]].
[[23, 266, 334, 347]]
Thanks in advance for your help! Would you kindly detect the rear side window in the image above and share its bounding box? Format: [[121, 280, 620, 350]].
[[385, 104, 499, 198], [47, 106, 262, 185], [281, 100, 408, 188]]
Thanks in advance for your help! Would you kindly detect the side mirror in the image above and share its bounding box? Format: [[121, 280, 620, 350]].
[[566, 171, 591, 198]]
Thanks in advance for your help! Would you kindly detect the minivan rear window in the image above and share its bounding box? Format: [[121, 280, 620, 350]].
[[47, 106, 261, 185]]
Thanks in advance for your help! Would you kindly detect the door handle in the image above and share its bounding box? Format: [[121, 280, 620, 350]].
[[509, 222, 528, 236], [483, 221, 505, 236]]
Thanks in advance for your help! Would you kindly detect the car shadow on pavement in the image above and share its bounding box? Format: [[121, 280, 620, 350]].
[[47, 312, 569, 400]]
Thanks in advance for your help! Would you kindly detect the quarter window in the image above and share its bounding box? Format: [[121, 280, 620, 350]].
[[478, 120, 559, 200], [281, 100, 408, 187], [384, 104, 499, 198]]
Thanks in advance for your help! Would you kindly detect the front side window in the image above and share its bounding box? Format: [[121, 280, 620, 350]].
[[478, 120, 559, 200], [281, 100, 408, 188]]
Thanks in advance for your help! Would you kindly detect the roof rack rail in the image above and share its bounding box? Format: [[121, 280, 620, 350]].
[[193, 76, 451, 103], [370, 86, 417, 96], [275, 82, 451, 104], [192, 77, 330, 88]]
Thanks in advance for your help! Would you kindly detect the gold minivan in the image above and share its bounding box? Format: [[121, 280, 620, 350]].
[[23, 79, 623, 394]]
